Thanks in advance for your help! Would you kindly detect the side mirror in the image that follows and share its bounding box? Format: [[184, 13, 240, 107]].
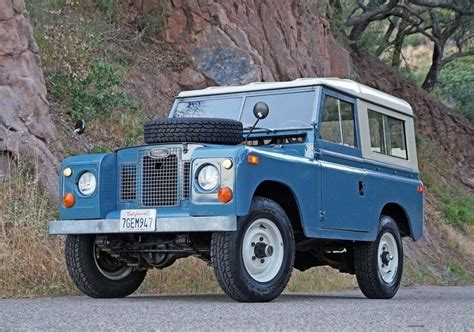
[[253, 102, 269, 120], [74, 119, 86, 135]]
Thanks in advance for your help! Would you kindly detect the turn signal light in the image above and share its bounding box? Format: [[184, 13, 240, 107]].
[[218, 187, 233, 203], [417, 185, 425, 193], [62, 193, 76, 208], [247, 155, 259, 164]]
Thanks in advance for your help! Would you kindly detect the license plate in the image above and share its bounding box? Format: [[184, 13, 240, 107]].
[[119, 209, 156, 232]]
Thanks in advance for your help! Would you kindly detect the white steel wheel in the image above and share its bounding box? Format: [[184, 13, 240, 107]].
[[242, 218, 284, 283], [377, 232, 399, 283], [93, 245, 133, 281]]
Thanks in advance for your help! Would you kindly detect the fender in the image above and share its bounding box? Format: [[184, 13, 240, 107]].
[[234, 146, 321, 237]]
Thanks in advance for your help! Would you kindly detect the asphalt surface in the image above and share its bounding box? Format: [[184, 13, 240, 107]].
[[0, 285, 472, 331]]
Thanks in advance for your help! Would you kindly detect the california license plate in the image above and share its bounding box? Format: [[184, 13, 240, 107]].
[[119, 209, 156, 232]]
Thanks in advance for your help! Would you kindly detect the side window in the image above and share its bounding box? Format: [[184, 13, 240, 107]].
[[319, 95, 357, 148], [368, 110, 407, 159]]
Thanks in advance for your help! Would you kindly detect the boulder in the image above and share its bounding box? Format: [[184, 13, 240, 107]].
[[178, 67, 207, 90]]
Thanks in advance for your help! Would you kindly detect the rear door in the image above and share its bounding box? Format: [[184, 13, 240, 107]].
[[316, 89, 369, 232]]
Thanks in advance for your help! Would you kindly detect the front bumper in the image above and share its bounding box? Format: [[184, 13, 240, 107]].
[[49, 216, 237, 235]]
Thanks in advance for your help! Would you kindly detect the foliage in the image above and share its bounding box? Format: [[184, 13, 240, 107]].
[[339, 0, 474, 92], [396, 67, 425, 86], [95, 0, 121, 22], [433, 57, 474, 119], [137, 2, 171, 38], [404, 33, 425, 47], [0, 161, 73, 297], [441, 193, 474, 230], [49, 60, 137, 121], [403, 261, 442, 285], [418, 138, 474, 230], [443, 261, 470, 283]]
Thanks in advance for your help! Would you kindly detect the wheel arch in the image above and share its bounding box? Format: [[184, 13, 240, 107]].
[[253, 180, 304, 236], [380, 202, 413, 238]]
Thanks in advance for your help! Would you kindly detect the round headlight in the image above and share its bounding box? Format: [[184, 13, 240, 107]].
[[78, 171, 97, 196], [197, 164, 219, 191]]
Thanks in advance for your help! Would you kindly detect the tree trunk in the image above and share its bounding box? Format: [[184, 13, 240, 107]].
[[374, 18, 398, 57], [391, 21, 407, 68], [349, 21, 371, 41], [421, 43, 443, 92], [0, 0, 63, 197]]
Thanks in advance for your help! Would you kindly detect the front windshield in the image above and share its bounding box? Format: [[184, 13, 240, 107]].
[[173, 90, 316, 129], [174, 97, 242, 120]]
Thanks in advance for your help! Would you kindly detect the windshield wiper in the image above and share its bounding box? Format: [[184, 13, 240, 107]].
[[243, 126, 275, 132]]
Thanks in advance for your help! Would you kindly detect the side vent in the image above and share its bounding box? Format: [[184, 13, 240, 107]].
[[183, 161, 191, 200], [120, 164, 137, 201]]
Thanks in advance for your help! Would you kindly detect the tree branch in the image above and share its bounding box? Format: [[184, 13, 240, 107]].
[[346, 0, 400, 26], [441, 49, 474, 65], [408, 0, 474, 15]]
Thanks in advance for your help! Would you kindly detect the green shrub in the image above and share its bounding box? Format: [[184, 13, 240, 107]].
[[442, 193, 474, 230], [397, 67, 426, 86], [443, 261, 470, 283], [137, 3, 171, 38], [404, 34, 426, 47], [50, 60, 137, 120], [95, 0, 121, 21], [434, 57, 474, 119]]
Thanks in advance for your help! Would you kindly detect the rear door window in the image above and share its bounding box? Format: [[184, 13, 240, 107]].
[[368, 110, 407, 159]]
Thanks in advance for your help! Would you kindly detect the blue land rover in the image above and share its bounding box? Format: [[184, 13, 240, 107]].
[[50, 78, 424, 302]]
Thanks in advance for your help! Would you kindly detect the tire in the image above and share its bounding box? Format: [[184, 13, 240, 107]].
[[354, 216, 403, 299], [211, 196, 295, 302], [65, 235, 147, 298], [143, 118, 243, 145]]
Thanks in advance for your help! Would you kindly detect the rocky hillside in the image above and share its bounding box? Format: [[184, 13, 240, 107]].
[[0, 0, 472, 296]]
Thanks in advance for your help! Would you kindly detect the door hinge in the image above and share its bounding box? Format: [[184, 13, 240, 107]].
[[319, 210, 326, 223]]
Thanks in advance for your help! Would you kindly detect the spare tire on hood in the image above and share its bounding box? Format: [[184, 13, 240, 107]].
[[143, 118, 243, 145]]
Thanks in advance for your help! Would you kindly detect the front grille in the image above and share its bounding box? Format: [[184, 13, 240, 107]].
[[120, 164, 136, 201], [142, 154, 178, 206], [118, 147, 190, 207]]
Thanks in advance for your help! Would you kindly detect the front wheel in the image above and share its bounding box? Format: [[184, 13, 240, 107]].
[[211, 196, 295, 302], [65, 235, 146, 298], [354, 216, 403, 299]]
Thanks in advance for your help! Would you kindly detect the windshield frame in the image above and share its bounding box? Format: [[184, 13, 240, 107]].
[[169, 86, 321, 131]]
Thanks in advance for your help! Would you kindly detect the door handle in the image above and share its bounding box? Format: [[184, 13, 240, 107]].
[[358, 181, 365, 196]]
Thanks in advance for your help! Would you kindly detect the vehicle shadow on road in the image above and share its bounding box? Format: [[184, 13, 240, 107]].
[[127, 292, 365, 302]]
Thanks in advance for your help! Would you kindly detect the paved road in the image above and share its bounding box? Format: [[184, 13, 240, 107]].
[[1, 286, 472, 330]]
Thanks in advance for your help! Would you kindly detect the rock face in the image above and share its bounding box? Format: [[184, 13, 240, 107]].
[[0, 0, 62, 196], [162, 0, 353, 85]]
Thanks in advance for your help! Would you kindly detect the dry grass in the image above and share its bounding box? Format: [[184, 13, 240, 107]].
[[140, 259, 357, 296], [0, 162, 75, 298]]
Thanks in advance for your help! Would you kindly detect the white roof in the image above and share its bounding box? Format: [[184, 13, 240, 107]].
[[177, 78, 413, 116]]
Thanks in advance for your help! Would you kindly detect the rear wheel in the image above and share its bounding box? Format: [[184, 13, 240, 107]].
[[65, 235, 146, 298], [211, 196, 295, 302], [354, 216, 403, 299]]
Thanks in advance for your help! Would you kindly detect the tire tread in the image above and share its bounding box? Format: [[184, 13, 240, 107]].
[[65, 235, 146, 298], [211, 197, 295, 302], [144, 118, 243, 145], [354, 216, 403, 299]]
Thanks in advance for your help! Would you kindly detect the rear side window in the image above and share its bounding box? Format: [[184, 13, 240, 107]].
[[319, 95, 357, 148], [368, 110, 407, 159]]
